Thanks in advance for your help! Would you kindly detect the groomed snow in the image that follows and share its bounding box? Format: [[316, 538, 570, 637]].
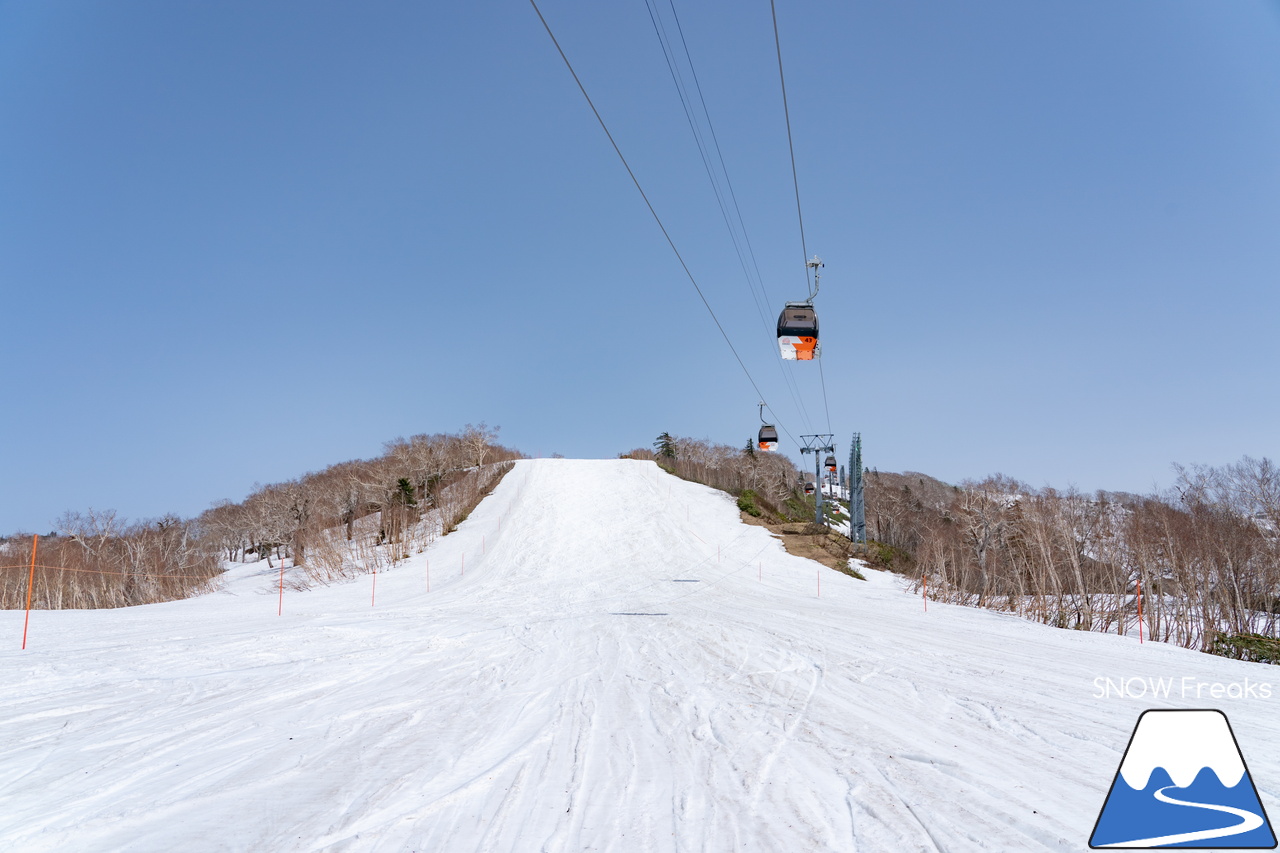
[[2, 459, 1277, 851]]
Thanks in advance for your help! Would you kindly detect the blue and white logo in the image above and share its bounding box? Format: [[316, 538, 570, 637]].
[[1090, 709, 1276, 848]]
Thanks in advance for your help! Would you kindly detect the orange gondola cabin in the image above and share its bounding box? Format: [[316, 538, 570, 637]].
[[777, 302, 819, 361]]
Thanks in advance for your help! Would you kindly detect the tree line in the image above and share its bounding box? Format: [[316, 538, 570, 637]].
[[866, 456, 1280, 656], [621, 433, 807, 517], [0, 510, 221, 610], [1, 424, 521, 609]]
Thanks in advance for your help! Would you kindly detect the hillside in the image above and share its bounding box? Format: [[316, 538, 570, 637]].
[[2, 459, 1278, 851]]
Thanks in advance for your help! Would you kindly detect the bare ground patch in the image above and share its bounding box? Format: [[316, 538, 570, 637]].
[[740, 513, 865, 580]]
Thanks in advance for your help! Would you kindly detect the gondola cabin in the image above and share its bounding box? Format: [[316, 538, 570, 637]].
[[803, 482, 816, 495], [777, 302, 819, 361], [757, 424, 779, 452], [824, 455, 837, 472]]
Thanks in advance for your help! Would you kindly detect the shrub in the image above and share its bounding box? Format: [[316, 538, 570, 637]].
[[865, 539, 912, 573], [1211, 633, 1280, 665]]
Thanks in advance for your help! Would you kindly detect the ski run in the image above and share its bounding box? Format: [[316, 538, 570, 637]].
[[2, 459, 1278, 851]]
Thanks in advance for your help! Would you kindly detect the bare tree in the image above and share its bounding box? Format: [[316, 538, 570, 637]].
[[461, 423, 499, 469], [955, 476, 1021, 607]]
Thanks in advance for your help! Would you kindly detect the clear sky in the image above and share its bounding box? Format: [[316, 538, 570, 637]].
[[2, 0, 1278, 533]]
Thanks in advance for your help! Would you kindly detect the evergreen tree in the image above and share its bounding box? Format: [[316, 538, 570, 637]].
[[653, 432, 677, 462], [395, 477, 417, 507]]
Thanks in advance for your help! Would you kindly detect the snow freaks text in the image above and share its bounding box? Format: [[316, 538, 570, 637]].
[[1093, 676, 1273, 700]]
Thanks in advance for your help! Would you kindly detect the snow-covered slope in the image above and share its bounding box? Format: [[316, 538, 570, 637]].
[[2, 459, 1278, 851]]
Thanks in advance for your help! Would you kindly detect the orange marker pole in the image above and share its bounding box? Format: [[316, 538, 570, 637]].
[[21, 535, 38, 650], [278, 562, 285, 616], [923, 574, 928, 613], [371, 565, 377, 608], [1137, 576, 1143, 644]]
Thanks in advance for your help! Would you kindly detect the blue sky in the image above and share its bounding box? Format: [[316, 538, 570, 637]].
[[2, 1, 1278, 532]]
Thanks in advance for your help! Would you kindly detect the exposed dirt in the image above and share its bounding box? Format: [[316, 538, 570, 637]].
[[739, 513, 865, 579]]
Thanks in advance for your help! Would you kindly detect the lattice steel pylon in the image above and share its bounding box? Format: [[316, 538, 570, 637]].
[[849, 433, 865, 543], [799, 434, 836, 526]]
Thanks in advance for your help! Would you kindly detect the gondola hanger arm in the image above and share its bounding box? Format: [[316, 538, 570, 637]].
[[806, 255, 823, 303]]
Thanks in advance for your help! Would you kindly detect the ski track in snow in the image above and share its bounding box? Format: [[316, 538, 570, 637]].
[[1, 459, 1278, 851]]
